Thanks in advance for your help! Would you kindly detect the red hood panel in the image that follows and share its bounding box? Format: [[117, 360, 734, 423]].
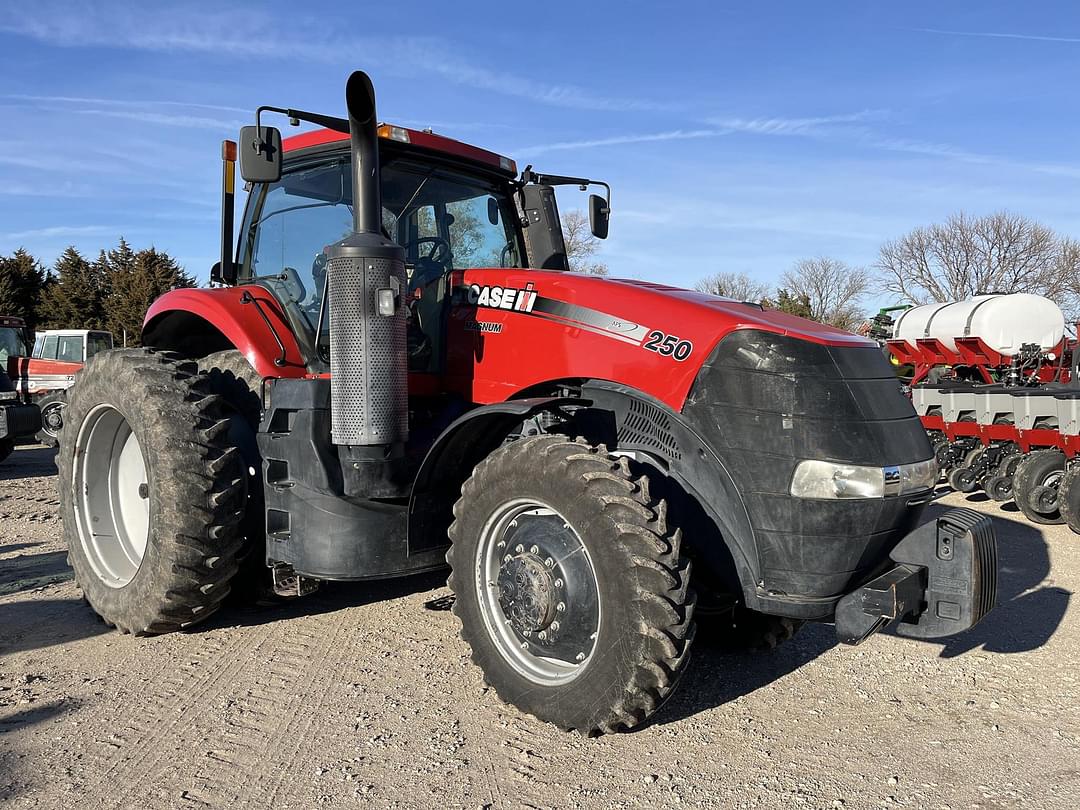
[[605, 278, 871, 347]]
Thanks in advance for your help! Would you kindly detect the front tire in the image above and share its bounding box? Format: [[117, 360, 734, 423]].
[[447, 435, 696, 735], [59, 350, 247, 634]]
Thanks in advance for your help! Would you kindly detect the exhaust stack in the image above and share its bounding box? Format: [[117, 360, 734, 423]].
[[326, 70, 409, 451]]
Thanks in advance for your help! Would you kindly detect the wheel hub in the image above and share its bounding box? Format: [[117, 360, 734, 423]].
[[497, 552, 559, 634], [42, 403, 64, 432], [475, 500, 601, 684]]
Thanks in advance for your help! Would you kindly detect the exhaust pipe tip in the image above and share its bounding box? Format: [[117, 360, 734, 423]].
[[345, 71, 377, 126]]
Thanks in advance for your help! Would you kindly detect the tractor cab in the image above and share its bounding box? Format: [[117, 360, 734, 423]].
[[0, 315, 31, 367], [233, 130, 532, 375], [209, 119, 609, 385]]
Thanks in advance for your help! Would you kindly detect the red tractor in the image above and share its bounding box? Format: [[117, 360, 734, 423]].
[[57, 71, 999, 734]]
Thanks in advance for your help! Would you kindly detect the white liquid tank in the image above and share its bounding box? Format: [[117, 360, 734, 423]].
[[892, 293, 1065, 354]]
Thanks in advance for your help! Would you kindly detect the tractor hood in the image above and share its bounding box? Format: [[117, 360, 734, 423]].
[[604, 277, 872, 348]]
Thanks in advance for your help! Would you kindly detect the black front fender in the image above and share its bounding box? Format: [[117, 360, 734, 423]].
[[407, 396, 584, 554]]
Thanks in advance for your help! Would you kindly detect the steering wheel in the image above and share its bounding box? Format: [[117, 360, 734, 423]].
[[410, 236, 452, 266]]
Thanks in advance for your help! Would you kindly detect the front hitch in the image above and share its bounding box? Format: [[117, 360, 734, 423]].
[[835, 508, 997, 644]]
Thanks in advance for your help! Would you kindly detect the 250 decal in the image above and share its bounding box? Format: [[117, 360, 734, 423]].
[[642, 330, 693, 361]]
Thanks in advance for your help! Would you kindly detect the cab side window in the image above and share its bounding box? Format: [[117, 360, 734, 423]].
[[39, 334, 58, 360], [87, 334, 112, 357], [57, 336, 82, 363]]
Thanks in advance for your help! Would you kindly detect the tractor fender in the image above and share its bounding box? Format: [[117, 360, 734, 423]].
[[142, 286, 307, 378], [407, 396, 583, 554], [574, 380, 761, 605], [407, 386, 761, 608]]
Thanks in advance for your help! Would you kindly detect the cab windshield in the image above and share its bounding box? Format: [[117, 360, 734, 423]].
[[238, 153, 524, 368]]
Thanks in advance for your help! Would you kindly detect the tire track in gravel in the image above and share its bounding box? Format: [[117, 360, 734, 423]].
[[162, 614, 355, 810], [77, 624, 279, 808], [241, 613, 358, 810]]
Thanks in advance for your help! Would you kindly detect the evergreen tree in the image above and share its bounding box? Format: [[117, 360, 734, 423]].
[[764, 288, 815, 320], [38, 247, 107, 329], [103, 238, 195, 346], [0, 248, 46, 328]]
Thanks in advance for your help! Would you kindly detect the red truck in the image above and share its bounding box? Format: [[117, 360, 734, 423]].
[[1, 321, 114, 449]]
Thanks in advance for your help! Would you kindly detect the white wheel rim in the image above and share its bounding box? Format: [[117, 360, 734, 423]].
[[73, 404, 150, 588], [475, 498, 601, 686]]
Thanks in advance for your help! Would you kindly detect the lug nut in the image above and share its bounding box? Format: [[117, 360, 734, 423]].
[[515, 544, 524, 553], [554, 578, 563, 588], [550, 621, 560, 632], [575, 652, 586, 662], [530, 544, 539, 555], [545, 557, 554, 568], [537, 630, 547, 640], [557, 602, 565, 612]]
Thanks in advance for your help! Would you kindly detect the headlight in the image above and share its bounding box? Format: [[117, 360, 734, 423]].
[[790, 457, 937, 499]]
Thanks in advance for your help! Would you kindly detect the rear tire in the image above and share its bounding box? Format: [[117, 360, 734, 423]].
[[59, 349, 247, 634], [1012, 449, 1066, 525], [447, 435, 696, 735], [0, 438, 13, 464], [195, 350, 277, 603], [695, 605, 803, 651]]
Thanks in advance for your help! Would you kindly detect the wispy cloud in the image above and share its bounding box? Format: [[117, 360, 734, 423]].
[[73, 108, 247, 130], [516, 129, 729, 157], [699, 106, 1080, 181], [1, 224, 118, 242], [706, 110, 886, 136], [4, 94, 249, 114], [0, 3, 678, 113], [866, 136, 1080, 179], [913, 27, 1080, 45]]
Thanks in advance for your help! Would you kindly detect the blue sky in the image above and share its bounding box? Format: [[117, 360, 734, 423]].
[[2, 1, 1080, 310]]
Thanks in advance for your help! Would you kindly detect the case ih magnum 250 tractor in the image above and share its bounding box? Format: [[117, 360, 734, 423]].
[[58, 71, 998, 734]]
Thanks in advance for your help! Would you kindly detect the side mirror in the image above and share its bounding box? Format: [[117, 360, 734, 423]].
[[239, 125, 282, 183], [589, 193, 609, 239], [210, 260, 237, 285], [487, 196, 500, 225]]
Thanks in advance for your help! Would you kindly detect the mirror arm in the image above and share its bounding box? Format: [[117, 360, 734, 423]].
[[520, 166, 611, 211]]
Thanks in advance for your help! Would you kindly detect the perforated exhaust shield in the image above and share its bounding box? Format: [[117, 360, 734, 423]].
[[328, 249, 408, 446]]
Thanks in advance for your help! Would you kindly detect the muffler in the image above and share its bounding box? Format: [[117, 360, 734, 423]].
[[326, 71, 408, 452]]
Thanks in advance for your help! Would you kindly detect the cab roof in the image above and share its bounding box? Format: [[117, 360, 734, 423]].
[[282, 123, 517, 177]]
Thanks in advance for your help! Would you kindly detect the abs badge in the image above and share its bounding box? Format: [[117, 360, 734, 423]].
[[468, 282, 538, 313]]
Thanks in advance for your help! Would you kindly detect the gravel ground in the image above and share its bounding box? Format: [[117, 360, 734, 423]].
[[1, 444, 1078, 809]]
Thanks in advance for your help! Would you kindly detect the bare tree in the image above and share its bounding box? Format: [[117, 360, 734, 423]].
[[562, 209, 608, 275], [693, 271, 770, 302], [781, 257, 871, 330], [878, 211, 1080, 312]]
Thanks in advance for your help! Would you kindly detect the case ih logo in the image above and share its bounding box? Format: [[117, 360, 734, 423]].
[[467, 282, 538, 313]]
